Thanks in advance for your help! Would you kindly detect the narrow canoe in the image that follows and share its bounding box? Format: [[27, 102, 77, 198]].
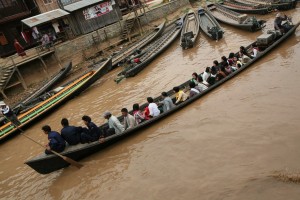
[[0, 58, 112, 142], [115, 15, 185, 80], [111, 22, 166, 69], [180, 10, 200, 49], [198, 7, 224, 40], [234, 0, 297, 10], [207, 3, 266, 32], [222, 0, 271, 14], [0, 62, 72, 125], [25, 22, 300, 174]]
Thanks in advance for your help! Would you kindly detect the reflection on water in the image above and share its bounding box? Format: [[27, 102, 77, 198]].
[[0, 7, 300, 200]]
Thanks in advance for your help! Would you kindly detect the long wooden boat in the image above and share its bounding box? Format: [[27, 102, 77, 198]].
[[110, 22, 165, 69], [222, 0, 271, 14], [25, 21, 300, 174], [180, 10, 200, 49], [0, 58, 112, 142], [0, 62, 72, 125], [198, 7, 224, 40], [115, 16, 184, 82], [207, 3, 266, 32], [234, 0, 297, 10]]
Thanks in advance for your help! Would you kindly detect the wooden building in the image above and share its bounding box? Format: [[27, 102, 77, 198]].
[[33, 0, 61, 13], [60, 0, 123, 35], [0, 0, 38, 57]]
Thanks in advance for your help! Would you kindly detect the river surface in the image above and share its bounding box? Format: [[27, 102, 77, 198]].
[[1, 7, 300, 200]]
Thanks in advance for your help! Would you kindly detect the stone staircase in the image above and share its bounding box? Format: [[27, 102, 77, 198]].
[[121, 18, 136, 40]]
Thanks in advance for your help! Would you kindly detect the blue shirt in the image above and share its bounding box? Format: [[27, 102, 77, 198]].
[[61, 126, 81, 145], [48, 131, 65, 150]]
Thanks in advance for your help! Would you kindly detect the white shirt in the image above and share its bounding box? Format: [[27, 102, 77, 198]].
[[202, 72, 210, 82], [252, 48, 258, 57], [148, 103, 160, 117]]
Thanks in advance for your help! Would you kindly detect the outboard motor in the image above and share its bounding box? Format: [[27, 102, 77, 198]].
[[181, 31, 194, 49]]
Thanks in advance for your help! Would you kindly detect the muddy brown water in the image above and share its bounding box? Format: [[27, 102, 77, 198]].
[[1, 8, 300, 200]]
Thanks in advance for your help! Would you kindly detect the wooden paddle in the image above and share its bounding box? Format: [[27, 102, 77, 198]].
[[4, 116, 83, 169]]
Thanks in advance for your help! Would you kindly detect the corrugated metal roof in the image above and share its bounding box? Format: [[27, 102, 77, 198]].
[[64, 0, 104, 12], [21, 9, 70, 27]]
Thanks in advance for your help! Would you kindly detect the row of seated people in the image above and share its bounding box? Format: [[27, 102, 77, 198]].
[[43, 46, 256, 155]]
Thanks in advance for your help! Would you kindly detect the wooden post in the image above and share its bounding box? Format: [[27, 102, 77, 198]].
[[0, 90, 7, 99], [53, 45, 62, 69], [36, 47, 49, 77], [10, 57, 27, 90]]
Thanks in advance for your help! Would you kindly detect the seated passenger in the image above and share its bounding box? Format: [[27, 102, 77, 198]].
[[81, 115, 102, 143], [223, 62, 232, 75], [121, 108, 136, 130], [191, 72, 199, 85], [147, 97, 160, 117], [42, 125, 65, 155], [228, 52, 235, 63], [189, 82, 201, 98], [160, 92, 175, 112], [197, 75, 209, 91], [274, 13, 289, 34], [143, 105, 151, 120], [212, 60, 220, 71], [239, 46, 252, 59], [251, 44, 259, 58], [207, 67, 217, 85], [221, 56, 228, 67], [173, 86, 188, 105], [202, 67, 210, 82], [61, 118, 81, 145], [103, 111, 124, 135], [133, 103, 145, 124]]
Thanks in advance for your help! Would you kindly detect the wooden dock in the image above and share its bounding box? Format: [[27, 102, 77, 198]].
[[0, 46, 59, 98]]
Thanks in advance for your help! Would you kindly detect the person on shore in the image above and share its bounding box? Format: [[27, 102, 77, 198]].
[[189, 81, 201, 98], [60, 118, 81, 145], [103, 111, 124, 135], [197, 75, 209, 91], [160, 92, 175, 113], [274, 13, 288, 33], [202, 67, 210, 82], [173, 86, 188, 105], [147, 97, 160, 117], [191, 72, 199, 85], [132, 103, 145, 125], [121, 108, 136, 130], [41, 32, 50, 50], [81, 115, 101, 143], [0, 101, 21, 126], [13, 39, 27, 58], [42, 125, 65, 155]]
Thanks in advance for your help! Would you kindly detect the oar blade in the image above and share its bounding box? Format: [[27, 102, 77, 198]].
[[63, 156, 84, 169]]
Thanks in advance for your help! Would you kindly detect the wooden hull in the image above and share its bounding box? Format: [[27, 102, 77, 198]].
[[234, 0, 297, 10], [111, 22, 165, 70], [223, 1, 271, 14], [180, 11, 200, 49], [121, 16, 184, 78], [25, 22, 300, 174], [198, 7, 224, 40], [207, 3, 265, 32], [0, 59, 112, 142]]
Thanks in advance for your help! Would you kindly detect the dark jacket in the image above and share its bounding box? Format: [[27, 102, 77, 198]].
[[87, 122, 101, 141], [48, 131, 66, 151], [61, 126, 81, 145]]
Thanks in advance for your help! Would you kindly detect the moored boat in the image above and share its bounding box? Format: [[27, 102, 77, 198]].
[[222, 0, 271, 14], [25, 21, 300, 174], [0, 58, 112, 142], [111, 22, 166, 69], [114, 15, 184, 82], [0, 62, 72, 125], [180, 10, 200, 49], [198, 7, 224, 40], [207, 3, 266, 32], [234, 0, 297, 10]]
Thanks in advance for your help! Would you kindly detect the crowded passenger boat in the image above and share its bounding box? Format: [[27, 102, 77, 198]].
[[21, 13, 300, 174]]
